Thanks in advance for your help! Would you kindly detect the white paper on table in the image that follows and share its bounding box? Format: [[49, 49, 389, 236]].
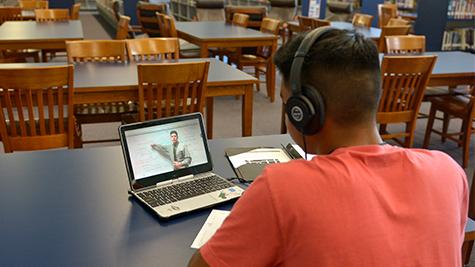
[[227, 148, 291, 168], [191, 210, 231, 249], [292, 144, 317, 160]]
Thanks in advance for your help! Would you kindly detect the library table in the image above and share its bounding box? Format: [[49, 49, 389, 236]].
[[0, 134, 291, 267], [0, 21, 83, 50], [0, 133, 473, 266], [0, 58, 257, 138], [175, 21, 279, 102], [286, 21, 381, 40]]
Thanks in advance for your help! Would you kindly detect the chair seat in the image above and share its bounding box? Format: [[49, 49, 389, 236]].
[[429, 95, 472, 117], [74, 102, 136, 115]]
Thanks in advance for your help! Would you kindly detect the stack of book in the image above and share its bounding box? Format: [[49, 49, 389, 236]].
[[447, 0, 475, 19], [395, 0, 416, 9], [442, 28, 475, 50]]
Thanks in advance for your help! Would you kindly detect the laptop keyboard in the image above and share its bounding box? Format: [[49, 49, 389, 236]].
[[137, 175, 233, 207]]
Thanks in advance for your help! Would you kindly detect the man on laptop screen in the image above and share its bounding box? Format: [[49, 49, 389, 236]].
[[188, 28, 468, 266]]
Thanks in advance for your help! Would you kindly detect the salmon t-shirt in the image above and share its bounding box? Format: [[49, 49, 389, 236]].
[[201, 145, 468, 266]]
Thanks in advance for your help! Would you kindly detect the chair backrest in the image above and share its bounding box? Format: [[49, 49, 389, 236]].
[[157, 13, 178, 37], [35, 9, 70, 22], [126, 38, 179, 61], [377, 55, 437, 146], [352, 13, 373, 27], [298, 16, 330, 31], [136, 1, 167, 37], [379, 25, 411, 52], [195, 0, 225, 21], [66, 40, 127, 63], [70, 3, 81, 20], [19, 0, 48, 10], [387, 17, 410, 26], [137, 61, 210, 121], [0, 65, 75, 152], [385, 35, 426, 54], [116, 15, 131, 40], [256, 17, 280, 58], [377, 3, 397, 28], [232, 13, 250, 28], [226, 7, 266, 29], [0, 7, 22, 25]]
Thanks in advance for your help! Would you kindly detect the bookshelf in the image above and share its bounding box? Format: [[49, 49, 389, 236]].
[[414, 0, 474, 51]]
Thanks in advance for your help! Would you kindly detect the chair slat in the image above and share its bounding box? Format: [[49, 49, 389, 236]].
[[26, 90, 36, 136], [14, 90, 27, 136], [36, 90, 46, 135], [47, 87, 55, 134], [58, 87, 64, 133]]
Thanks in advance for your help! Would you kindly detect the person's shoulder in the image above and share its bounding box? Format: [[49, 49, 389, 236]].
[[400, 147, 465, 174]]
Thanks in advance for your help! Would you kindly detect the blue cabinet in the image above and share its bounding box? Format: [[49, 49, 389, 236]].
[[49, 0, 75, 9]]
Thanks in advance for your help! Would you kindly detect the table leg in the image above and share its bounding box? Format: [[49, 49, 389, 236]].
[[200, 43, 209, 58], [266, 40, 278, 103], [242, 85, 253, 136], [206, 97, 214, 139]]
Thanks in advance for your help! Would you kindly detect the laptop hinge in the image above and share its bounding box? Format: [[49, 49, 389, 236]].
[[156, 174, 194, 187]]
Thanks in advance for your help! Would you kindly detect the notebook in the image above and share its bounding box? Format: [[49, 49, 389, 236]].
[[119, 113, 244, 219]]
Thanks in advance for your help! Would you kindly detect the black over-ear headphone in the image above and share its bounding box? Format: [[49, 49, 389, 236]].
[[286, 26, 335, 135]]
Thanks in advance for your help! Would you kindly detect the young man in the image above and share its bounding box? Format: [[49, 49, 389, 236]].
[[188, 29, 468, 266], [151, 130, 192, 170]]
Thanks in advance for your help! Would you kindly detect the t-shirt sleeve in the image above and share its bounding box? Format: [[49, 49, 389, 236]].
[[200, 170, 283, 267]]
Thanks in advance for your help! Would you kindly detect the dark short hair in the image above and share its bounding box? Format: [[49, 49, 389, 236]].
[[273, 29, 381, 126], [170, 130, 178, 136]]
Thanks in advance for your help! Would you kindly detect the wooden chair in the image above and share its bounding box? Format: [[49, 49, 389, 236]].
[[387, 17, 410, 26], [378, 25, 411, 53], [116, 15, 131, 40], [423, 87, 475, 168], [126, 38, 180, 61], [232, 13, 250, 28], [157, 13, 201, 58], [225, 6, 266, 29], [66, 40, 131, 144], [70, 3, 81, 20], [385, 35, 425, 54], [18, 0, 48, 10], [137, 61, 210, 122], [0, 65, 81, 152], [136, 1, 167, 37], [35, 9, 70, 22], [377, 55, 437, 147], [298, 16, 330, 31], [352, 13, 373, 28], [236, 17, 280, 101], [0, 7, 22, 23], [66, 40, 127, 63], [377, 3, 397, 28]]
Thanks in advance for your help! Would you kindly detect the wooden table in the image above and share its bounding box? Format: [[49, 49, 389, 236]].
[[0, 58, 258, 138], [286, 21, 382, 40], [0, 21, 83, 50], [175, 21, 279, 102]]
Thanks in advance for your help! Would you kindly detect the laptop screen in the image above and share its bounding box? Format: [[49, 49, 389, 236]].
[[119, 113, 213, 189]]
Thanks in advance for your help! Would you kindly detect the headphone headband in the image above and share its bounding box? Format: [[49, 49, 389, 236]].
[[289, 26, 334, 95]]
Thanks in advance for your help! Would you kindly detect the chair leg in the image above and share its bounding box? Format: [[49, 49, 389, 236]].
[[461, 120, 472, 168], [442, 113, 450, 143], [423, 106, 437, 148], [405, 121, 416, 148]]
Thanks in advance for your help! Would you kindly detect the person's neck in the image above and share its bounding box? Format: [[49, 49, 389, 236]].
[[312, 123, 383, 155]]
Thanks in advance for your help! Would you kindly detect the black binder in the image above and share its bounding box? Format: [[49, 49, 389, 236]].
[[225, 145, 302, 182]]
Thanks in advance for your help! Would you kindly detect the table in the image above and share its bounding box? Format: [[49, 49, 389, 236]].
[[0, 21, 83, 50], [0, 58, 258, 138], [286, 21, 382, 40], [175, 21, 279, 102], [0, 134, 292, 266]]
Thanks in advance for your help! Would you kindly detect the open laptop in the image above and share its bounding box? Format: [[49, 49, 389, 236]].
[[119, 113, 244, 219]]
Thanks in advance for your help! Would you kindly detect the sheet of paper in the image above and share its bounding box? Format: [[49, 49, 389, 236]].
[[292, 144, 317, 160], [191, 210, 230, 249], [228, 148, 291, 168]]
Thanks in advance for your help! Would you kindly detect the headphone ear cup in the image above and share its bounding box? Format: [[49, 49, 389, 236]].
[[300, 85, 325, 135], [286, 94, 315, 134]]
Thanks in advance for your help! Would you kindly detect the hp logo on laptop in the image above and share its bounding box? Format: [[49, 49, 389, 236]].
[[290, 106, 304, 122]]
